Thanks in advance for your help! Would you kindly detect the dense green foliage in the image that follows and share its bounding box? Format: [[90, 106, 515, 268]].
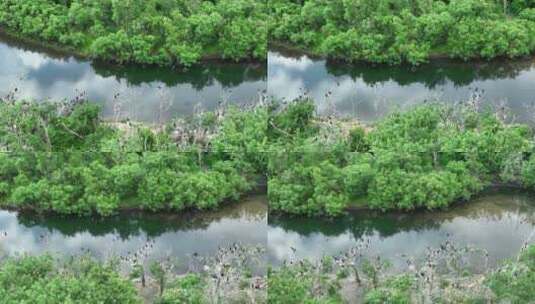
[[0, 0, 267, 66], [268, 259, 343, 304], [269, 0, 535, 64], [363, 275, 413, 304], [268, 98, 535, 216], [0, 152, 255, 216], [0, 99, 267, 215], [0, 100, 114, 151], [158, 274, 206, 304], [0, 255, 141, 303], [487, 245, 535, 304]]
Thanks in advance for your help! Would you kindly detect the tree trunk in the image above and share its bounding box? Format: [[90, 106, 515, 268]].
[[352, 266, 361, 285], [159, 278, 164, 296]]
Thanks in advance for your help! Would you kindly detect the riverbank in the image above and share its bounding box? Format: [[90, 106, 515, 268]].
[[1, 185, 267, 218], [270, 41, 535, 66], [341, 183, 530, 213], [267, 189, 535, 286], [269, 0, 535, 66], [0, 28, 86, 61], [0, 28, 264, 68], [268, 50, 535, 127], [0, 195, 267, 272], [0, 32, 267, 124], [271, 41, 451, 65]]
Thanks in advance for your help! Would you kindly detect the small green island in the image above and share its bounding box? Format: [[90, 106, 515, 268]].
[[0, 97, 267, 216], [3, 95, 535, 219], [268, 98, 535, 216]]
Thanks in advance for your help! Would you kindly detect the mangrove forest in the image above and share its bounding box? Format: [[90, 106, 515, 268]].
[[1, 0, 534, 303]]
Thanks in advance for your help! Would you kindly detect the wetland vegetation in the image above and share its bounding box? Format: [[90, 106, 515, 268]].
[[0, 244, 267, 304], [269, 0, 535, 65], [0, 95, 267, 216], [1, 1, 535, 302], [268, 242, 535, 304], [0, 0, 267, 67], [268, 98, 535, 216], [3, 92, 535, 220]]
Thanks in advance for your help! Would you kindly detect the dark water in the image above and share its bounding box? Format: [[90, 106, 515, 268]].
[[0, 33, 266, 123], [0, 196, 267, 272], [269, 51, 535, 124], [268, 191, 535, 268]]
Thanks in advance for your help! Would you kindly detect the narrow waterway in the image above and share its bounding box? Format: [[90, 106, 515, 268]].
[[268, 191, 535, 269], [269, 51, 535, 124], [0, 195, 267, 273], [0, 33, 266, 123]]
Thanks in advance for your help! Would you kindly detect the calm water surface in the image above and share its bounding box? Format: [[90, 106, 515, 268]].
[[269, 51, 535, 124], [0, 196, 267, 272], [268, 191, 535, 268], [0, 34, 266, 123]]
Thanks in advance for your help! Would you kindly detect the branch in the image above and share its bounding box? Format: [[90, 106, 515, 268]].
[[60, 122, 83, 139]]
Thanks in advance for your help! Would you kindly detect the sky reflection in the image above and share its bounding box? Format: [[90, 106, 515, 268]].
[[268, 192, 535, 269], [0, 36, 266, 123], [268, 51, 535, 124], [0, 197, 267, 272]]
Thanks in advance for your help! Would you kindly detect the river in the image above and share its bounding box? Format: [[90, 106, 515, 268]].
[[0, 196, 267, 273], [269, 191, 535, 269], [0, 33, 266, 123], [269, 50, 535, 124]]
